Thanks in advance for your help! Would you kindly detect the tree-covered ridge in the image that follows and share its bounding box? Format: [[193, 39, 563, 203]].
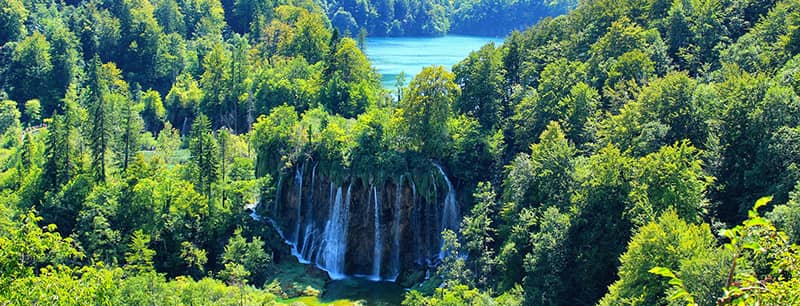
[[397, 0, 800, 304], [2, 0, 800, 305], [320, 0, 576, 37]]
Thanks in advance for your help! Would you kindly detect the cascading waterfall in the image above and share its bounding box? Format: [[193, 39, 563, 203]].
[[435, 163, 459, 233], [300, 163, 318, 260], [390, 176, 403, 280], [319, 184, 350, 279], [434, 163, 459, 259], [258, 161, 462, 282], [293, 166, 303, 244], [371, 185, 383, 280]]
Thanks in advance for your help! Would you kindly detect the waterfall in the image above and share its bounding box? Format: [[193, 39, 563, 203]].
[[293, 166, 303, 244], [300, 163, 318, 260], [258, 162, 462, 282], [434, 163, 459, 233], [371, 186, 383, 280], [273, 176, 283, 216], [434, 163, 459, 259], [389, 176, 403, 280], [411, 180, 422, 264], [319, 184, 350, 279]]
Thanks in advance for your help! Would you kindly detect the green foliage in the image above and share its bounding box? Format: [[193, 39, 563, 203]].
[[189, 114, 219, 197], [221, 228, 272, 286], [460, 182, 497, 288], [125, 230, 156, 273], [319, 37, 380, 117], [396, 66, 460, 157], [655, 198, 800, 305], [4, 0, 800, 305], [600, 210, 727, 306], [504, 121, 576, 210], [454, 43, 504, 130], [0, 0, 26, 45], [9, 32, 53, 108], [627, 141, 711, 226]]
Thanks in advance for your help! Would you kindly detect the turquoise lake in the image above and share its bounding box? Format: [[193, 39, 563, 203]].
[[365, 35, 505, 88]]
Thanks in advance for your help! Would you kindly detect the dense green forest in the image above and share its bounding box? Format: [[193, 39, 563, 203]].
[[2, 0, 800, 304], [320, 0, 575, 36]]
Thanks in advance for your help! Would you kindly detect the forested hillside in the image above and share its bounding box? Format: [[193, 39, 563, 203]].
[[319, 0, 575, 36], [2, 0, 800, 305]]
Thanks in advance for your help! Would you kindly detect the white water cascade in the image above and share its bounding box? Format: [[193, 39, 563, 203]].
[[371, 186, 383, 280], [319, 184, 351, 279], [434, 163, 459, 259], [293, 166, 303, 244], [255, 162, 462, 282], [389, 176, 403, 280]]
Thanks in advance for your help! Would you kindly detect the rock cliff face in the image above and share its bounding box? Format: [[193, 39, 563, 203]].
[[263, 161, 460, 281]]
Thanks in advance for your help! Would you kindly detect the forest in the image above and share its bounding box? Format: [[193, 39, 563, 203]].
[[319, 0, 575, 36], [2, 0, 800, 305]]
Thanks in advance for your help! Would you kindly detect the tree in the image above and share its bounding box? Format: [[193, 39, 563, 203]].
[[396, 66, 460, 157], [453, 43, 504, 130], [600, 210, 728, 306], [523, 206, 571, 305], [118, 93, 143, 171], [628, 141, 711, 226], [141, 90, 165, 134], [45, 20, 79, 113], [504, 121, 576, 211], [251, 105, 298, 178], [0, 100, 21, 140], [512, 59, 586, 151], [200, 43, 232, 128], [189, 114, 219, 198], [319, 37, 379, 117], [155, 121, 181, 161], [0, 0, 27, 45], [165, 73, 203, 134], [437, 229, 472, 288], [23, 99, 41, 126], [87, 57, 114, 183], [460, 182, 497, 288], [220, 228, 271, 285], [563, 145, 636, 304], [125, 230, 156, 273], [9, 33, 53, 111]]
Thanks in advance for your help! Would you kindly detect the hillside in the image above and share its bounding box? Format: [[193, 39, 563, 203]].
[[2, 0, 800, 305]]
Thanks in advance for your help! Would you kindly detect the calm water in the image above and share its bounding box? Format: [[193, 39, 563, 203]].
[[365, 35, 504, 88]]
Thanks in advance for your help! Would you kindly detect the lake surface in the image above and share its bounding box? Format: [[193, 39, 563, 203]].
[[365, 35, 505, 88]]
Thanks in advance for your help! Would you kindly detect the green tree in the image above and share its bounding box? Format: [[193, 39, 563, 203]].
[[0, 0, 26, 44], [453, 43, 504, 130], [320, 37, 379, 117], [220, 228, 271, 285], [165, 73, 203, 134], [600, 210, 728, 306], [396, 66, 460, 157], [504, 121, 576, 210], [251, 105, 298, 178], [141, 90, 166, 134], [9, 33, 53, 110], [523, 206, 571, 305], [460, 182, 497, 288], [23, 99, 41, 126], [628, 141, 711, 226], [125, 230, 156, 273], [189, 114, 219, 198]]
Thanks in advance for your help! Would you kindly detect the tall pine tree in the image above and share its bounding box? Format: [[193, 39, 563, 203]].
[[87, 55, 109, 183], [189, 114, 219, 198]]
